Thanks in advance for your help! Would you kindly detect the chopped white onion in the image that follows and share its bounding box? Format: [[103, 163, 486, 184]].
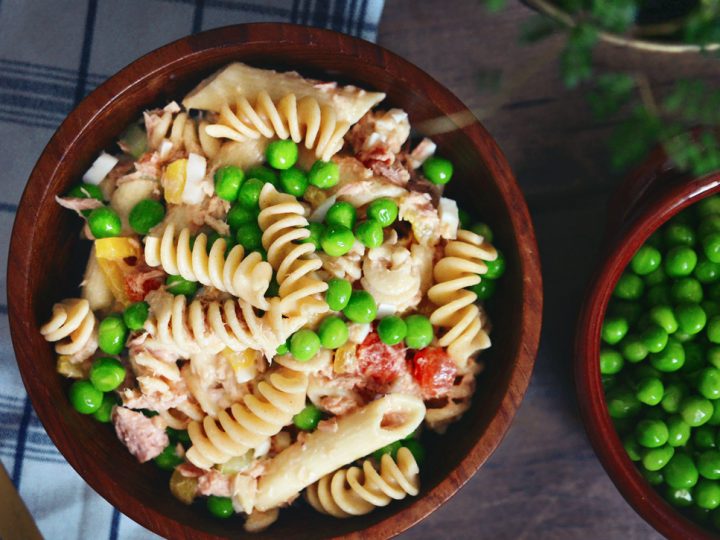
[[158, 139, 174, 160], [254, 438, 271, 458], [182, 152, 207, 204], [438, 197, 459, 239], [309, 194, 338, 223], [376, 303, 397, 319], [347, 322, 372, 344], [82, 152, 118, 185]]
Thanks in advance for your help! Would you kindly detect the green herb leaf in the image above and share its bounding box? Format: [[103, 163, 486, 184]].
[[588, 73, 636, 118], [561, 24, 598, 88]]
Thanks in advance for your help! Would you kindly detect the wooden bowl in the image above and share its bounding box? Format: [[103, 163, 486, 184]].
[[576, 150, 720, 539], [7, 23, 542, 539], [523, 0, 720, 54]]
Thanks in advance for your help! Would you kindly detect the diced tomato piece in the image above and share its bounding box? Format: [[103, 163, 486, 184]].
[[411, 347, 457, 400], [124, 271, 164, 302], [356, 332, 407, 386]]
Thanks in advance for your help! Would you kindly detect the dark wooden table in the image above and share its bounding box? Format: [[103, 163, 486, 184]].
[[379, 1, 718, 538]]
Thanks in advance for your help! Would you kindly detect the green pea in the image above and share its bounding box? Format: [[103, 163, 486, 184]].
[[664, 223, 696, 247], [620, 335, 647, 363], [237, 178, 264, 208], [623, 434, 642, 461], [704, 233, 720, 263], [672, 278, 704, 304], [278, 167, 308, 197], [644, 267, 667, 286], [699, 368, 720, 400], [601, 316, 629, 345], [308, 160, 339, 189], [696, 258, 720, 284], [67, 182, 103, 202], [266, 140, 298, 170], [458, 208, 471, 229], [166, 275, 198, 297], [367, 198, 399, 228], [317, 316, 349, 349], [636, 377, 664, 406], [709, 347, 720, 369], [642, 445, 675, 471], [68, 380, 104, 414], [355, 220, 384, 248], [235, 222, 263, 252], [154, 444, 183, 470], [649, 305, 678, 333], [123, 301, 149, 331], [662, 382, 688, 413], [404, 314, 434, 350], [599, 348, 624, 375], [695, 425, 718, 450], [88, 207, 122, 239], [422, 156, 453, 185], [681, 396, 714, 426], [470, 279, 497, 300], [276, 342, 289, 356], [326, 278, 352, 311], [402, 439, 426, 465], [642, 468, 664, 486], [227, 203, 258, 230], [293, 404, 322, 431], [206, 495, 234, 518], [299, 222, 324, 250], [676, 303, 708, 335], [320, 225, 355, 257], [640, 325, 668, 353], [709, 316, 720, 344], [699, 450, 720, 479], [89, 357, 126, 392], [470, 222, 494, 243], [606, 386, 642, 419], [699, 197, 720, 218], [631, 245, 662, 275], [665, 246, 698, 277], [667, 415, 691, 447], [325, 201, 357, 230], [246, 165, 278, 185], [290, 329, 321, 362], [128, 199, 165, 235], [92, 392, 117, 423], [666, 486, 693, 507], [647, 285, 672, 306], [214, 166, 244, 201], [635, 419, 669, 448], [98, 314, 128, 355], [696, 479, 720, 510], [373, 441, 402, 461], [484, 250, 506, 280], [613, 272, 644, 300], [342, 290, 377, 324], [665, 452, 700, 489], [378, 316, 407, 346], [650, 338, 685, 372]]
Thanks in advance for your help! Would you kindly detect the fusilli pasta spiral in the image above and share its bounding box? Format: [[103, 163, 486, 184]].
[[149, 292, 305, 361], [427, 230, 496, 366], [40, 298, 97, 356], [157, 399, 205, 430], [205, 91, 348, 162], [146, 110, 221, 159], [306, 447, 420, 518], [258, 184, 328, 317], [185, 366, 308, 469], [144, 224, 273, 309]]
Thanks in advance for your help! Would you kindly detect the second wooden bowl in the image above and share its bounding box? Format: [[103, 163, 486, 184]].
[[7, 23, 542, 539]]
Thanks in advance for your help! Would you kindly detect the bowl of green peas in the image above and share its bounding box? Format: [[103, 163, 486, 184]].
[[577, 160, 720, 539]]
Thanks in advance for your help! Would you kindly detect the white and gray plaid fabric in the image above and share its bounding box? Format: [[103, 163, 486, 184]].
[[0, 1, 384, 538]]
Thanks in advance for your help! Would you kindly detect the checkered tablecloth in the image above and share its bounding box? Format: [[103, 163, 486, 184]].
[[0, 1, 384, 538]]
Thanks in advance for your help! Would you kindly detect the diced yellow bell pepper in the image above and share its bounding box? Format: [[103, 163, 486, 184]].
[[95, 237, 140, 260], [163, 158, 187, 204], [169, 468, 197, 505], [333, 343, 357, 374], [94, 238, 141, 307], [220, 348, 257, 383], [56, 355, 85, 378]]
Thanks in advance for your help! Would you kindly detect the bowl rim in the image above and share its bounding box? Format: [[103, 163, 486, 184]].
[[575, 165, 720, 539], [7, 22, 543, 539]]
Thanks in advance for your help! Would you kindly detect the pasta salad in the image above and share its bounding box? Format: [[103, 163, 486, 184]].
[[41, 63, 505, 531]]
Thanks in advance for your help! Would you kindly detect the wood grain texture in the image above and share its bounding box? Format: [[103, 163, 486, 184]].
[[6, 23, 541, 540], [0, 461, 43, 540], [577, 161, 720, 540], [378, 1, 716, 539]]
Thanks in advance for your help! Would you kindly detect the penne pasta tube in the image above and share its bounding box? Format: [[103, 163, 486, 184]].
[[254, 393, 425, 511]]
